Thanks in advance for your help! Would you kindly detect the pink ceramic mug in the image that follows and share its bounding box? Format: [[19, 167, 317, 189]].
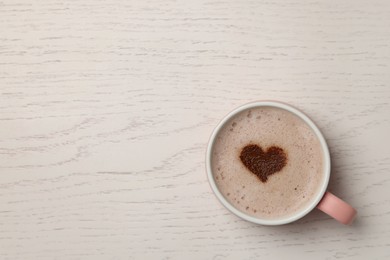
[[206, 101, 357, 225]]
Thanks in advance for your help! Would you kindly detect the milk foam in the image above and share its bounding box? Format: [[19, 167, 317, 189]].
[[211, 107, 324, 220]]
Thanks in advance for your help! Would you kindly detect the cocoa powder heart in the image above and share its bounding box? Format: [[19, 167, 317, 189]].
[[239, 144, 287, 182]]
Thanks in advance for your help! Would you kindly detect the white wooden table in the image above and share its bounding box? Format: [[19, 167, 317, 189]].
[[1, 0, 390, 259]]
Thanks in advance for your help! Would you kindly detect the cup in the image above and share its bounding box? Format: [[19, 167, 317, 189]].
[[206, 101, 357, 225]]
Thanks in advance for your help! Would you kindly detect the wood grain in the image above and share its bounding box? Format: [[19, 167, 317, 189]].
[[1, 0, 390, 259]]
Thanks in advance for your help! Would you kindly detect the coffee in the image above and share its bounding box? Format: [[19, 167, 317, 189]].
[[211, 106, 324, 220]]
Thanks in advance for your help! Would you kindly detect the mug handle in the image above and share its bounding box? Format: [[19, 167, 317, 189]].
[[316, 192, 357, 225]]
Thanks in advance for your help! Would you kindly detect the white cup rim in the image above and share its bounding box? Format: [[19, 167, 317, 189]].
[[206, 101, 331, 225]]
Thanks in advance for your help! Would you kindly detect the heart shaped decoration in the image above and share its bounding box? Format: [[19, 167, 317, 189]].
[[239, 144, 287, 182]]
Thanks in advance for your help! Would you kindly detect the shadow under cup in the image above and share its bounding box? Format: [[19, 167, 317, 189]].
[[206, 101, 333, 226]]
